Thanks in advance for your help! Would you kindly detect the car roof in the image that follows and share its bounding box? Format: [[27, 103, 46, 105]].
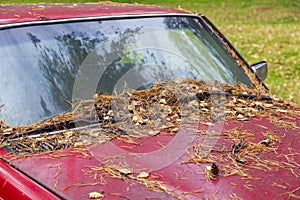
[[0, 2, 190, 25]]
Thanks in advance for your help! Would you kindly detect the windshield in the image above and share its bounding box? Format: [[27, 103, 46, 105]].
[[0, 16, 251, 126]]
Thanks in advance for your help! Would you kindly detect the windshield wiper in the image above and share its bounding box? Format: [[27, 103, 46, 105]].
[[8, 118, 93, 140], [8, 116, 131, 141]]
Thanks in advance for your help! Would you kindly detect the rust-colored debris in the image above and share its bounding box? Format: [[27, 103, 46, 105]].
[[0, 78, 297, 155]]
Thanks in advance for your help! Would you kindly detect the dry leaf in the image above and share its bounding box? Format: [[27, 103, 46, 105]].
[[275, 109, 288, 113], [205, 163, 219, 179], [89, 191, 103, 199], [171, 127, 179, 132], [148, 130, 160, 136], [74, 142, 84, 148], [118, 168, 132, 175], [202, 122, 214, 126], [137, 171, 150, 178]]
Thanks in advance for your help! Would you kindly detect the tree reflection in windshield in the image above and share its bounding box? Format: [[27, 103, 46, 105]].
[[0, 16, 251, 126], [0, 21, 142, 125], [29, 31, 103, 112]]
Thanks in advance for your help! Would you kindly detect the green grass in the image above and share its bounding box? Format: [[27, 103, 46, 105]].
[[1, 0, 300, 103]]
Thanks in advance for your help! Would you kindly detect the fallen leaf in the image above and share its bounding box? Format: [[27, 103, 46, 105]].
[[89, 191, 103, 199], [137, 171, 150, 178], [148, 130, 160, 136], [118, 168, 132, 175]]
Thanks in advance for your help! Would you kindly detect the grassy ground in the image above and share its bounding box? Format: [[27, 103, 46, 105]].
[[1, 0, 300, 103]]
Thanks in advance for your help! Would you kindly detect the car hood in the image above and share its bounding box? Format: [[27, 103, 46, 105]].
[[0, 3, 189, 25], [1, 111, 300, 200]]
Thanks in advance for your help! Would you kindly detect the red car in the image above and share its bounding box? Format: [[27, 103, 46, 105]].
[[0, 3, 299, 200]]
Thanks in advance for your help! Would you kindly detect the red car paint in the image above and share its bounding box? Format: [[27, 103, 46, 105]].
[[0, 3, 188, 25], [0, 3, 299, 200], [1, 115, 300, 199], [0, 154, 61, 200]]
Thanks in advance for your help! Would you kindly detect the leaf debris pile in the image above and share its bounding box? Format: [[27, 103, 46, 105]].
[[0, 78, 298, 155]]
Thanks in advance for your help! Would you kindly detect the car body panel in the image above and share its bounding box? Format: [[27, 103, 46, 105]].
[[0, 156, 62, 200], [0, 3, 188, 25], [2, 114, 300, 199]]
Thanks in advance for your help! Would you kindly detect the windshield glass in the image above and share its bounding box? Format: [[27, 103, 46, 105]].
[[0, 16, 251, 126]]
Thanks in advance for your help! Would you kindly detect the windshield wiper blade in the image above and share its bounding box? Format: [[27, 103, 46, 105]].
[[20, 120, 77, 136], [10, 118, 95, 139], [8, 115, 133, 141]]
